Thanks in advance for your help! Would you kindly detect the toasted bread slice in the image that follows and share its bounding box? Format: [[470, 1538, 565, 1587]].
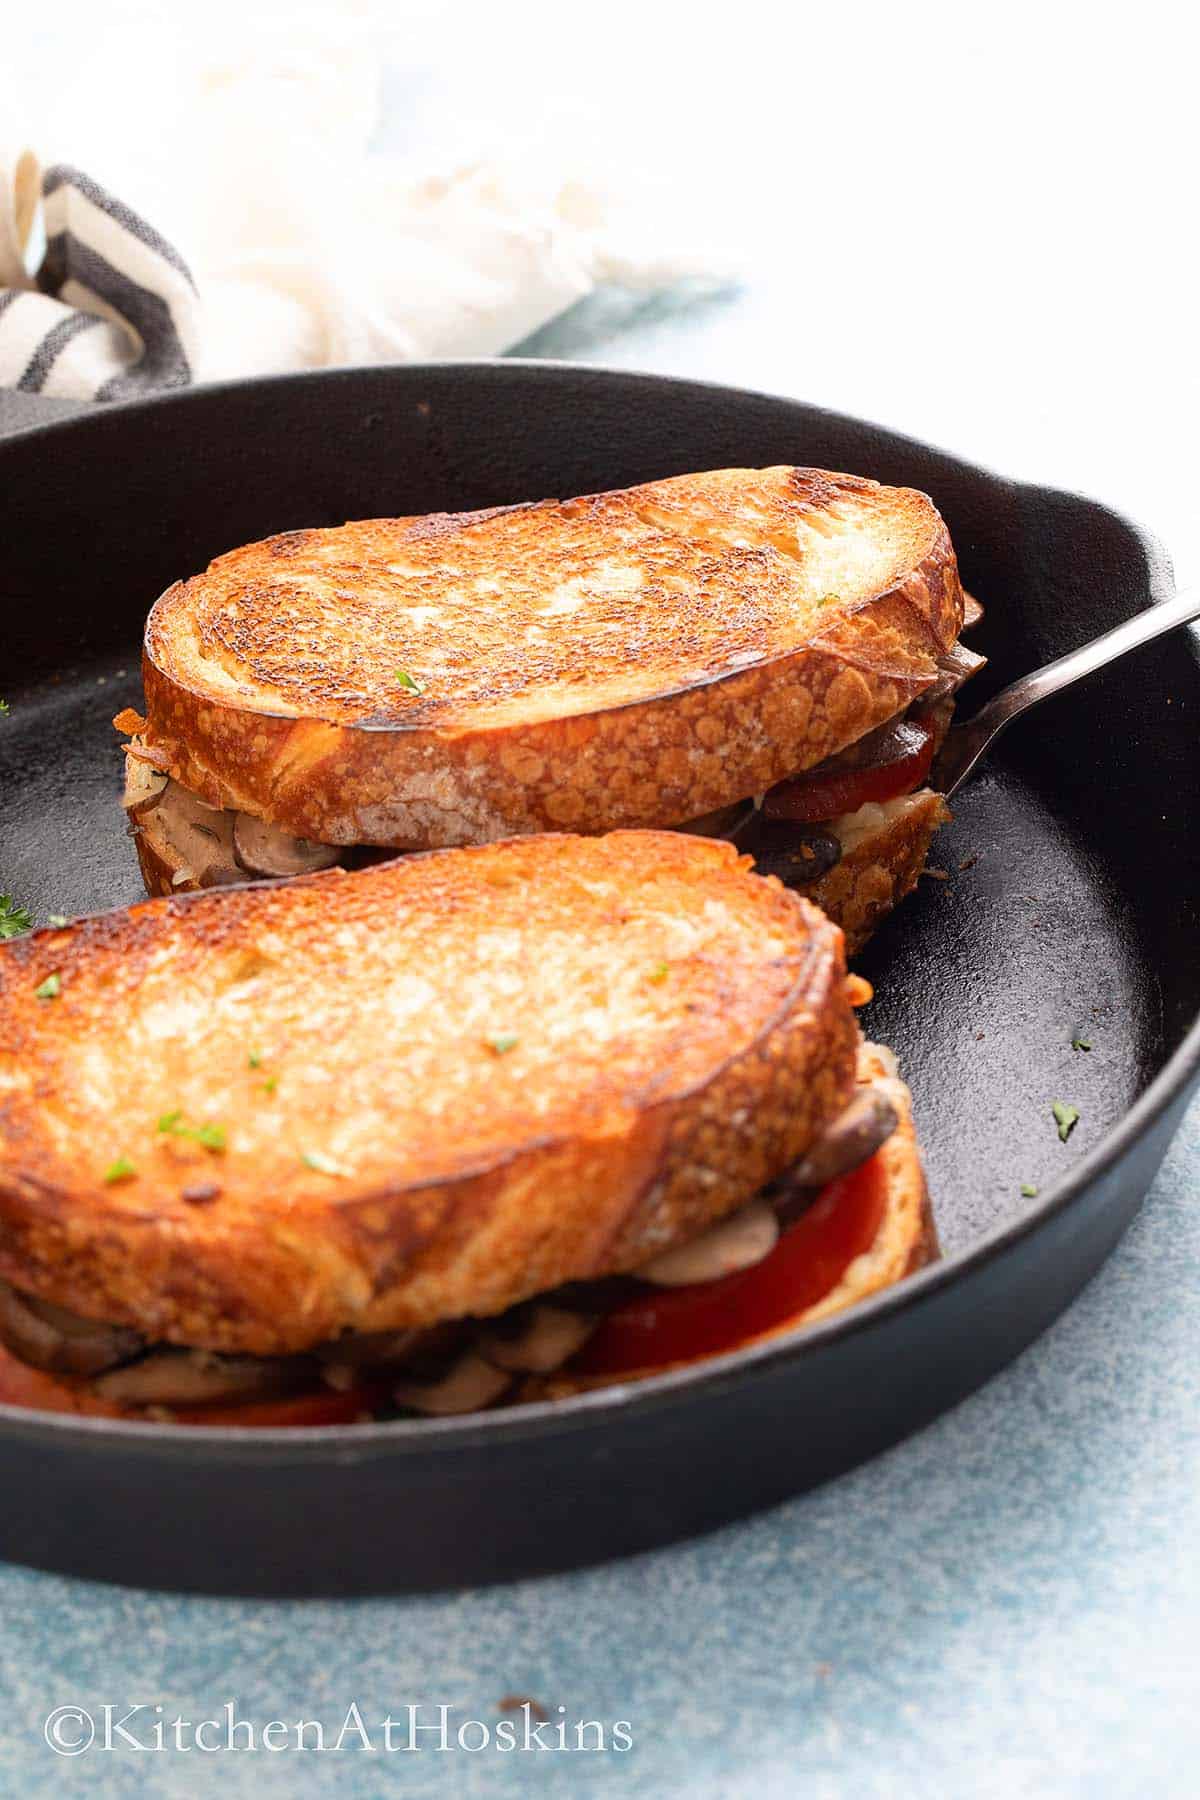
[[800, 789, 950, 956], [0, 1042, 931, 1425], [517, 1041, 936, 1402], [137, 467, 963, 847], [0, 833, 862, 1356]]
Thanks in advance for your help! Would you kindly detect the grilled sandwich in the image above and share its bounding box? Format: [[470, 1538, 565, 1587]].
[[0, 832, 933, 1426], [116, 466, 984, 953]]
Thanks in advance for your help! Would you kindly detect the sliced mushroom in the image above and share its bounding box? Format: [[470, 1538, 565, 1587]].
[[122, 755, 169, 819], [393, 1350, 513, 1416], [478, 1304, 598, 1373], [93, 1347, 303, 1407], [148, 781, 241, 888], [740, 819, 843, 888], [916, 642, 988, 713], [0, 1278, 145, 1377], [636, 1199, 780, 1288], [314, 1326, 427, 1370], [233, 813, 342, 879], [772, 1086, 900, 1212]]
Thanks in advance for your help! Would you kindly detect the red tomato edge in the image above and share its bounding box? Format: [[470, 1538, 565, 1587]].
[[761, 721, 935, 824]]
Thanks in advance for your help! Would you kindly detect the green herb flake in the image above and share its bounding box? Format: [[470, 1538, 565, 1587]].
[[0, 895, 33, 940], [34, 972, 61, 1000], [47, 914, 70, 928], [247, 1050, 263, 1069], [1021, 1182, 1039, 1198], [103, 1157, 138, 1184], [394, 669, 426, 695], [302, 1149, 348, 1176], [0, 699, 9, 715], [648, 961, 670, 984], [818, 593, 842, 608], [487, 1033, 520, 1056], [157, 1110, 226, 1152], [1052, 1101, 1080, 1143], [1071, 1036, 1092, 1052], [259, 1075, 279, 1095]]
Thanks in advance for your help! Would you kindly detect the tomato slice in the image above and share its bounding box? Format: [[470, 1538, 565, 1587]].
[[0, 1159, 891, 1417], [171, 1384, 387, 1428], [0, 1346, 126, 1418], [762, 719, 935, 825], [0, 1344, 384, 1428], [573, 1153, 888, 1378]]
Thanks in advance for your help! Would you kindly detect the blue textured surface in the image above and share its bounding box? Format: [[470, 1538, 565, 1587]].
[[0, 1090, 1195, 1796]]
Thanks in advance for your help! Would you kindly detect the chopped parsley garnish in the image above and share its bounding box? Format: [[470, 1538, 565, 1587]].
[[1052, 1101, 1080, 1143], [34, 972, 61, 1000], [648, 961, 670, 983], [0, 895, 33, 940], [259, 1075, 279, 1095], [1071, 1037, 1092, 1052], [818, 593, 841, 608], [248, 1050, 263, 1069], [0, 699, 8, 715], [1021, 1182, 1039, 1198], [302, 1149, 348, 1176], [157, 1110, 227, 1152], [47, 914, 70, 928], [394, 670, 426, 695], [103, 1157, 137, 1184], [486, 1033, 519, 1055]]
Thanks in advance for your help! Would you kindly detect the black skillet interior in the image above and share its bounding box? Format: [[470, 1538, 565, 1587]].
[[0, 364, 1197, 1595]]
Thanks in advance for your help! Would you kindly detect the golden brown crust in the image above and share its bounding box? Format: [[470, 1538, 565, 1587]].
[[802, 789, 950, 955], [132, 819, 188, 898], [518, 1042, 934, 1402], [0, 833, 860, 1355], [784, 1042, 934, 1324], [136, 467, 963, 847]]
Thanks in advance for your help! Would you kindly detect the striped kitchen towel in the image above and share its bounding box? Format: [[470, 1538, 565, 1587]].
[[0, 141, 729, 405], [0, 163, 200, 400], [0, 18, 731, 405]]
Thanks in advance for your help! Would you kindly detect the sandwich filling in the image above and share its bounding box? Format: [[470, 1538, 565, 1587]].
[[118, 635, 985, 896], [0, 1051, 911, 1426]]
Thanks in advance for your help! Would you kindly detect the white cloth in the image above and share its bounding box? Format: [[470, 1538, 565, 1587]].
[[0, 24, 727, 399]]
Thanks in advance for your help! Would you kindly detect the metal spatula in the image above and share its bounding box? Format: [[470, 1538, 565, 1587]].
[[934, 587, 1200, 797]]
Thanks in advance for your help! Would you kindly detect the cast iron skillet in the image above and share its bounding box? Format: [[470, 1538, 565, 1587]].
[[1, 364, 1197, 1596]]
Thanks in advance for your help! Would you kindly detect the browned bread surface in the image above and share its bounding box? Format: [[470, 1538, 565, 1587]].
[[517, 1041, 935, 1402], [0, 833, 860, 1354], [138, 467, 963, 846], [801, 789, 950, 956]]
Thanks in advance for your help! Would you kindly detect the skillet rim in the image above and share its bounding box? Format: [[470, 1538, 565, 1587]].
[[0, 358, 1194, 1460]]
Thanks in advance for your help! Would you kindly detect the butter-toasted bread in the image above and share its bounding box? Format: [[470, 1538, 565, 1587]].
[[138, 467, 963, 847], [0, 833, 860, 1356], [518, 1042, 936, 1403], [804, 788, 950, 955]]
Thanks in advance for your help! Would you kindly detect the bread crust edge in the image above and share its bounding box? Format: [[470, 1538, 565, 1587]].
[[0, 848, 860, 1355], [138, 523, 963, 847]]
